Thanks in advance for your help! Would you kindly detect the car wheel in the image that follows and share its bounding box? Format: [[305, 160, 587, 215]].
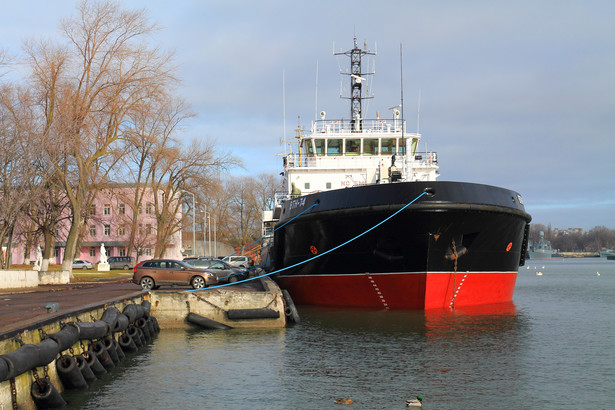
[[140, 277, 155, 290], [191, 276, 207, 289], [228, 275, 238, 283], [123, 265, 129, 270]]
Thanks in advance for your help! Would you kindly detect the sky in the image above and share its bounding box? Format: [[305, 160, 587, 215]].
[[1, 1, 614, 231]]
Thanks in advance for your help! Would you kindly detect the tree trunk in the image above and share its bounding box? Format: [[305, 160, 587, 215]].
[[41, 228, 55, 272], [62, 204, 82, 272]]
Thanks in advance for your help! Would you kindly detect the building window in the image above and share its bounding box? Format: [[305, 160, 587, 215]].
[[118, 225, 125, 236], [103, 204, 111, 215], [89, 205, 96, 216], [138, 224, 143, 234], [89, 225, 96, 237], [326, 182, 332, 189], [138, 204, 143, 214], [304, 183, 310, 189], [89, 247, 96, 257], [104, 225, 111, 236], [145, 224, 152, 235], [119, 248, 126, 256], [145, 248, 152, 257], [146, 202, 153, 215], [119, 204, 125, 215]]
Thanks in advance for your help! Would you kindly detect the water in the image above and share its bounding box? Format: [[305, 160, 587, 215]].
[[63, 259, 615, 409]]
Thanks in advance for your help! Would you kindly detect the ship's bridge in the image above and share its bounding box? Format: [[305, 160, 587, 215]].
[[283, 117, 439, 196]]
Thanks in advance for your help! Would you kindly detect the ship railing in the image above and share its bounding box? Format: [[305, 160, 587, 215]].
[[284, 151, 438, 170], [311, 118, 407, 134], [274, 191, 293, 205], [408, 151, 439, 167]]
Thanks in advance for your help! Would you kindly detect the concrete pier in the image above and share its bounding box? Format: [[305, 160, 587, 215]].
[[0, 277, 290, 409]]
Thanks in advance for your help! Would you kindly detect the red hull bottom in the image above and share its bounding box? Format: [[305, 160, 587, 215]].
[[275, 271, 518, 310]]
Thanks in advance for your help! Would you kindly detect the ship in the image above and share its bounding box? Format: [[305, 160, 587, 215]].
[[526, 231, 555, 259], [263, 37, 532, 310]]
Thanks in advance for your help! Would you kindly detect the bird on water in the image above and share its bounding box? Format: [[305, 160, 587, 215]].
[[406, 395, 423, 407]]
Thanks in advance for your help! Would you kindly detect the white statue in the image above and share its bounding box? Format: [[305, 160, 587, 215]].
[[33, 245, 42, 271], [100, 243, 107, 264]]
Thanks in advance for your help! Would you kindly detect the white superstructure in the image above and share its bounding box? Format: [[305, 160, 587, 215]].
[[282, 111, 439, 197]]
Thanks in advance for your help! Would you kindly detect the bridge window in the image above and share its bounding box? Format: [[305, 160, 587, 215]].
[[345, 138, 360, 155], [363, 138, 378, 155], [304, 139, 314, 156], [314, 139, 325, 156], [381, 138, 397, 154], [327, 139, 342, 155]]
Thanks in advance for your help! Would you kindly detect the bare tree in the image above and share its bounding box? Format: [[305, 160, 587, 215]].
[[0, 84, 49, 268], [24, 0, 175, 271]]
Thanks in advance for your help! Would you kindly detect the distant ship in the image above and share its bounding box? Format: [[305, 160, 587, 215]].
[[527, 231, 555, 259], [263, 37, 531, 310], [600, 248, 615, 260]]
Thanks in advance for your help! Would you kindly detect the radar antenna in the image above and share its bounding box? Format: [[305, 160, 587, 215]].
[[334, 36, 376, 131]]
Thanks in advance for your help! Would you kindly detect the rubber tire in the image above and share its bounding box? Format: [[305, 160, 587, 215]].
[[123, 265, 129, 269], [140, 276, 155, 290], [191, 276, 207, 289], [228, 275, 238, 283]]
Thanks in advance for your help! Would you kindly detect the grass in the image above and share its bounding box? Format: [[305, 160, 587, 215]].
[[7, 264, 133, 282]]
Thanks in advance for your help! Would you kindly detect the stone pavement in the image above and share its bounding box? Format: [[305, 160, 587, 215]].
[[0, 279, 144, 338], [0, 275, 268, 338]]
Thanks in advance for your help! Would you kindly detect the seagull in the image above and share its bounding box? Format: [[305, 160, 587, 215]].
[[536, 272, 543, 276], [406, 396, 423, 407], [597, 272, 600, 276]]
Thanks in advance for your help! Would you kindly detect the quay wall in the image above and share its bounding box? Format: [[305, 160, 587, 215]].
[[0, 270, 71, 289], [0, 295, 146, 410], [150, 278, 287, 329], [0, 278, 289, 409]]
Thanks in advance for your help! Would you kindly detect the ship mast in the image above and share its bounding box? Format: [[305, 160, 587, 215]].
[[335, 36, 375, 131]]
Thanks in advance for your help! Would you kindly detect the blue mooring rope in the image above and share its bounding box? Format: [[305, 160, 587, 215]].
[[184, 191, 427, 292], [223, 201, 320, 259]]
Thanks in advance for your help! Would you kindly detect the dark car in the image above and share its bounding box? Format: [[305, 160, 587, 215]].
[[132, 259, 218, 290], [107, 256, 136, 270], [184, 258, 248, 283]]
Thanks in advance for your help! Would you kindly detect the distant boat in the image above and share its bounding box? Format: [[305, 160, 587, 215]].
[[599, 248, 615, 259], [527, 231, 555, 259]]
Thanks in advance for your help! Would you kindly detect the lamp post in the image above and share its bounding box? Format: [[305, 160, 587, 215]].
[[203, 211, 216, 258], [181, 190, 196, 257]]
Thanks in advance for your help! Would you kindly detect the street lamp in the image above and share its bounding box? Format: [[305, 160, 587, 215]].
[[181, 189, 196, 257], [203, 211, 216, 258]]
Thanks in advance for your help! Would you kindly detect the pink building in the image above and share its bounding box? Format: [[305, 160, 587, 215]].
[[11, 185, 182, 265]]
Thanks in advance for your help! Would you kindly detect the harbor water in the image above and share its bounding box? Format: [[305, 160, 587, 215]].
[[63, 258, 615, 409]]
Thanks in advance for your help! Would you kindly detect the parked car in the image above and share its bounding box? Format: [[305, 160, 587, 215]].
[[184, 258, 248, 283], [73, 260, 93, 270], [222, 255, 253, 268], [107, 256, 135, 270], [132, 259, 218, 290]]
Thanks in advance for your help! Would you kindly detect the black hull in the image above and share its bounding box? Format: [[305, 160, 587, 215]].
[[268, 182, 531, 308], [273, 181, 530, 273]]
